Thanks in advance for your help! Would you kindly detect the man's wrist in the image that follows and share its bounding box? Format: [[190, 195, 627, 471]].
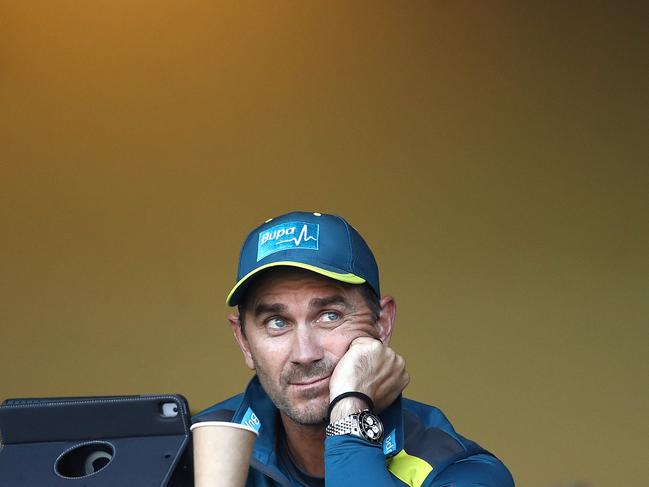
[[326, 407, 385, 444], [329, 397, 371, 422]]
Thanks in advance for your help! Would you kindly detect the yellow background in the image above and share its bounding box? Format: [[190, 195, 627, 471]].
[[1, 2, 647, 486]]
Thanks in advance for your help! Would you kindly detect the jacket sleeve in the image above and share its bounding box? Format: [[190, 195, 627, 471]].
[[325, 436, 514, 487], [325, 436, 405, 486], [426, 453, 514, 487]]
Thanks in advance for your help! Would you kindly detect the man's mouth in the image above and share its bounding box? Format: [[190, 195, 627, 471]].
[[288, 375, 330, 387]]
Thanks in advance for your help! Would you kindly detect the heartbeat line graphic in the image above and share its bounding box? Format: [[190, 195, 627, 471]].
[[277, 225, 317, 247]]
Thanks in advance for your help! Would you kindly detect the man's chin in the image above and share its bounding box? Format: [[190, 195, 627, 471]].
[[283, 409, 329, 427], [282, 397, 329, 426]]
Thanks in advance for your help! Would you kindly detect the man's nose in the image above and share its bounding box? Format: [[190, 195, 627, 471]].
[[289, 325, 324, 364]]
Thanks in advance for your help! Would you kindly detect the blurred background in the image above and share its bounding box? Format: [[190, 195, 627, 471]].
[[1, 2, 647, 485]]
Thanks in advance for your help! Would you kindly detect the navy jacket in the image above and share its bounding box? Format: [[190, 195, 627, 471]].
[[193, 377, 514, 486]]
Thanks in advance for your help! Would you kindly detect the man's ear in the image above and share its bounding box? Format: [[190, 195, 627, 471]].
[[229, 313, 256, 370], [376, 295, 396, 345]]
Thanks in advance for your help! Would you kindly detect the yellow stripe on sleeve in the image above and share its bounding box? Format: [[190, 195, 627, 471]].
[[387, 450, 434, 487]]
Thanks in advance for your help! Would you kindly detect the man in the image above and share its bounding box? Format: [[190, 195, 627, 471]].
[[194, 211, 514, 486]]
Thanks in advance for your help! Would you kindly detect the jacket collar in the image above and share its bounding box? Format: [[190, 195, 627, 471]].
[[231, 376, 405, 467]]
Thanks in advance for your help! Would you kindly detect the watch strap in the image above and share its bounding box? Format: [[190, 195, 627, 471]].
[[326, 409, 384, 444], [327, 391, 374, 420]]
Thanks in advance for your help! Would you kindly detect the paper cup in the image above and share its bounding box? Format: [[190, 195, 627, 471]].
[[191, 421, 258, 487]]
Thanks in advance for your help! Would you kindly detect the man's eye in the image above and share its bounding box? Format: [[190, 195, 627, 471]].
[[320, 311, 341, 322], [267, 317, 287, 330]]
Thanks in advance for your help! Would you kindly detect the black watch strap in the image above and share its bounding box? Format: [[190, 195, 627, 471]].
[[327, 392, 374, 420]]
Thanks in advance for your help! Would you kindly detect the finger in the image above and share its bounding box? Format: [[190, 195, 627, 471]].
[[343, 324, 382, 342], [349, 336, 382, 347]]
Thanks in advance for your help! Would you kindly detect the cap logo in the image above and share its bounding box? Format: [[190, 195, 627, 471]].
[[257, 221, 319, 261]]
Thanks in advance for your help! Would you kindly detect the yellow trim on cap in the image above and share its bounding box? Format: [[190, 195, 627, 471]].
[[226, 261, 366, 305], [387, 450, 434, 487]]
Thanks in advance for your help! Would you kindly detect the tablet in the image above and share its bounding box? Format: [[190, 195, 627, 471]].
[[0, 394, 192, 486]]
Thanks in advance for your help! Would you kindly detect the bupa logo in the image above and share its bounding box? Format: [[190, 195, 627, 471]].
[[241, 407, 261, 433], [383, 429, 396, 456], [257, 221, 319, 261]]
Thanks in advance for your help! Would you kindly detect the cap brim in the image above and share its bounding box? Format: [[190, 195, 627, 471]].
[[226, 261, 366, 306]]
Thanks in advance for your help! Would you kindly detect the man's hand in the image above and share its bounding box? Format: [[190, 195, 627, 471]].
[[328, 337, 409, 420]]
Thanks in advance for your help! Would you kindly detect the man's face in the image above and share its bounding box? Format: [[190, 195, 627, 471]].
[[232, 268, 382, 426]]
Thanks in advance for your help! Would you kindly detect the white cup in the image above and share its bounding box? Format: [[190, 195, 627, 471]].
[[191, 421, 258, 487]]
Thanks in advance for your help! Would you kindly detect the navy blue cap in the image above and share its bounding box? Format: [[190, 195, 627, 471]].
[[227, 211, 380, 306]]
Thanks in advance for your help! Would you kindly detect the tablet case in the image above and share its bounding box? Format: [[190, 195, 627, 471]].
[[0, 394, 192, 486]]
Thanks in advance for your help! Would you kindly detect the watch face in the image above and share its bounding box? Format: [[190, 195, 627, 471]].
[[358, 410, 384, 443]]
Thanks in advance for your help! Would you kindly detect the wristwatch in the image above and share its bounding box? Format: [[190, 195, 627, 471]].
[[325, 409, 384, 444]]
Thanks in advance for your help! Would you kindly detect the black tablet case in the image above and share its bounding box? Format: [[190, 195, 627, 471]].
[[0, 394, 192, 486]]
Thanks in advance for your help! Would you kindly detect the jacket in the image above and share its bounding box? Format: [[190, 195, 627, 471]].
[[193, 377, 514, 486]]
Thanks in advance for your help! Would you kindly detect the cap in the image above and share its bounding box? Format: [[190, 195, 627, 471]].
[[226, 211, 380, 306]]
